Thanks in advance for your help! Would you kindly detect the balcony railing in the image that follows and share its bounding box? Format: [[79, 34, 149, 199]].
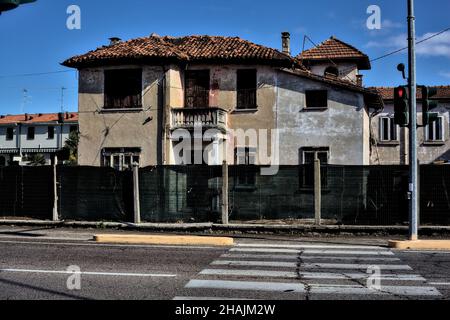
[[171, 107, 228, 132]]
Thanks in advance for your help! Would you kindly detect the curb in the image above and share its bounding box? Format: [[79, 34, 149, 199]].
[[94, 234, 234, 246], [389, 240, 450, 250], [1, 219, 450, 236]]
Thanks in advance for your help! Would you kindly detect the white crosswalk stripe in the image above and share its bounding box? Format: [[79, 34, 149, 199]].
[[177, 242, 442, 300]]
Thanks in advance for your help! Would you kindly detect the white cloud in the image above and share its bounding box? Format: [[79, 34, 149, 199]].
[[440, 71, 450, 78], [365, 31, 450, 58]]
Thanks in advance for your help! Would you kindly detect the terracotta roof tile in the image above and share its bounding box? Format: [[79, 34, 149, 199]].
[[298, 36, 371, 70], [372, 86, 450, 100], [62, 35, 297, 68], [0, 113, 78, 125]]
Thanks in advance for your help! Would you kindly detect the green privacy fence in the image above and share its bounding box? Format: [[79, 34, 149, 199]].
[[0, 164, 449, 226]]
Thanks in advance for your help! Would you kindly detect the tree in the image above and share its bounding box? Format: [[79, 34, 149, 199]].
[[63, 130, 79, 166], [27, 153, 46, 166]]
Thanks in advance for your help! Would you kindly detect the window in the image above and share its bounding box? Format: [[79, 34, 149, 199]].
[[27, 127, 35, 140], [324, 66, 339, 77], [237, 69, 257, 110], [185, 70, 210, 108], [70, 125, 78, 134], [0, 156, 5, 167], [104, 69, 142, 109], [102, 148, 141, 171], [300, 147, 329, 188], [379, 116, 399, 142], [235, 147, 257, 186], [425, 114, 444, 142], [6, 127, 14, 141], [305, 90, 328, 109], [48, 126, 55, 140]]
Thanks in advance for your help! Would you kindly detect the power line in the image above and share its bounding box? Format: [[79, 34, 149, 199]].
[[0, 70, 75, 79], [370, 27, 450, 63]]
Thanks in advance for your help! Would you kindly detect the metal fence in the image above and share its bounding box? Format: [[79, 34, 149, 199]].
[[0, 164, 449, 226]]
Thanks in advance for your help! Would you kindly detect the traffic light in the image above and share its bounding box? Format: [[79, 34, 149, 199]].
[[394, 86, 409, 127], [422, 86, 439, 126], [0, 0, 35, 14]]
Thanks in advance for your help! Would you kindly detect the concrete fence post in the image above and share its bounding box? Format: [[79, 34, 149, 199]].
[[222, 161, 229, 225], [132, 163, 141, 224], [314, 156, 322, 225], [52, 155, 59, 222]]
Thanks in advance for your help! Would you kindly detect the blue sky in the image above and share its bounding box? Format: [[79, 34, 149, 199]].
[[0, 0, 449, 115]]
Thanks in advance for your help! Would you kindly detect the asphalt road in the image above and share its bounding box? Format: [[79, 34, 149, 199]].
[[0, 228, 449, 300]]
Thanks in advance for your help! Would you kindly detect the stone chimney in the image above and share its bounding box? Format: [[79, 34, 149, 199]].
[[109, 37, 122, 46], [356, 74, 363, 86], [281, 32, 291, 55]]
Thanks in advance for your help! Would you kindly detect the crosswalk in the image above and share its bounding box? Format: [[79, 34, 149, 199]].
[[174, 242, 442, 300]]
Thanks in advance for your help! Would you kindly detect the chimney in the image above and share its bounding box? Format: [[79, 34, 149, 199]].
[[109, 37, 122, 46], [356, 74, 363, 86], [281, 32, 291, 55], [24, 113, 29, 121]]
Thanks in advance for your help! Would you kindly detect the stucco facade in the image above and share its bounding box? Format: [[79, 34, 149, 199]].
[[371, 101, 450, 165]]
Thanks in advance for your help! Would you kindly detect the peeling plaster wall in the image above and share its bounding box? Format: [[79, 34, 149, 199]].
[[77, 65, 163, 167], [276, 70, 368, 165], [371, 102, 450, 165]]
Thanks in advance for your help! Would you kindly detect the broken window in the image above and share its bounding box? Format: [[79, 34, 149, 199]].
[[426, 114, 444, 142], [6, 127, 14, 141], [102, 148, 141, 171], [235, 147, 257, 186], [300, 147, 329, 188], [324, 66, 339, 77], [27, 127, 35, 140], [185, 70, 210, 108], [104, 69, 142, 109], [237, 69, 257, 110], [379, 116, 398, 142], [305, 90, 328, 109]]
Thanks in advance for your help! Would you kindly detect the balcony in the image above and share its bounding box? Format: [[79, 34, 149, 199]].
[[171, 107, 228, 132]]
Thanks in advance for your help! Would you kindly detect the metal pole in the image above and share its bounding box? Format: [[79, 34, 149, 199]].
[[314, 156, 322, 225], [222, 161, 229, 225], [52, 155, 59, 221], [132, 163, 141, 224], [408, 0, 419, 241]]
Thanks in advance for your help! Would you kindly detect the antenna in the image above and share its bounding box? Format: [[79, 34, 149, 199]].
[[21, 89, 30, 114]]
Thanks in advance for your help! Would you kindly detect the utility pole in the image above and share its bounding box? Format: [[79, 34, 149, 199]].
[[407, 0, 419, 241]]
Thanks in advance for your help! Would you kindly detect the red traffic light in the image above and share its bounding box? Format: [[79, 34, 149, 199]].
[[395, 86, 407, 99]]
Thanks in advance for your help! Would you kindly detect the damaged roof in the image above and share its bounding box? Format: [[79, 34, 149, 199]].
[[298, 36, 371, 70], [62, 35, 297, 68]]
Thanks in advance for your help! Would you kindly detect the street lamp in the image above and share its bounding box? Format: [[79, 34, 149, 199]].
[[0, 0, 36, 14]]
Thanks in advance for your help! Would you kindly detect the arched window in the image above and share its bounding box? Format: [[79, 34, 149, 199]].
[[324, 66, 339, 77], [0, 156, 6, 167]]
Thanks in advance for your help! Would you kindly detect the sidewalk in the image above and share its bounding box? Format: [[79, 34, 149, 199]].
[[1, 219, 450, 237]]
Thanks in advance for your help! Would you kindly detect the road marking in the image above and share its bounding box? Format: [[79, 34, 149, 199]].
[[186, 280, 306, 293], [201, 269, 424, 281], [211, 260, 297, 268], [221, 253, 400, 262], [200, 269, 425, 281], [310, 284, 441, 296], [201, 269, 298, 278], [0, 240, 223, 250], [186, 280, 440, 296], [230, 248, 394, 256], [302, 263, 412, 270], [0, 268, 177, 278], [429, 282, 450, 286], [173, 297, 252, 301], [237, 244, 387, 250]]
